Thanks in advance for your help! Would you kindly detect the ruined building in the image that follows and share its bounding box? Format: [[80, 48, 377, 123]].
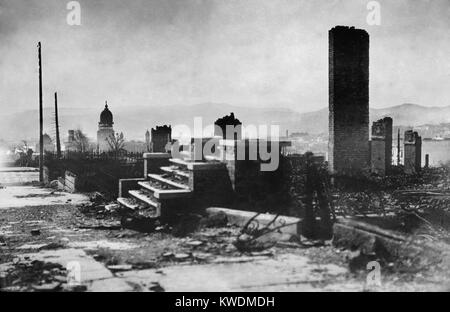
[[151, 125, 171, 153], [117, 113, 291, 218], [35, 133, 54, 153], [64, 130, 77, 152], [145, 129, 150, 152], [97, 102, 114, 152], [370, 117, 393, 175], [328, 26, 370, 174], [404, 130, 422, 174], [214, 112, 242, 140]]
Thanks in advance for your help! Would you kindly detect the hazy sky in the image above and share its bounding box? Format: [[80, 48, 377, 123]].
[[0, 0, 449, 115]]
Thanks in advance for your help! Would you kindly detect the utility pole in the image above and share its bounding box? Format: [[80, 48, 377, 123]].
[[38, 42, 44, 182], [54, 92, 61, 158], [397, 128, 401, 166]]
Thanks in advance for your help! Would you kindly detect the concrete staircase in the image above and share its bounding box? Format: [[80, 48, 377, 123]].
[[117, 151, 226, 220], [117, 157, 192, 218]]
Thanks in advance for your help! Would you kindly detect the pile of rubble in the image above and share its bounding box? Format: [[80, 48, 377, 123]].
[[0, 260, 86, 292]]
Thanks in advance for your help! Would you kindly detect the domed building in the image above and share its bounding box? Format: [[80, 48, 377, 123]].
[[97, 101, 115, 152], [35, 133, 55, 153]]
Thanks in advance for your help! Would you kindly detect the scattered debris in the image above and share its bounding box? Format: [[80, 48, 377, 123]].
[[32, 282, 61, 292], [78, 220, 122, 230], [171, 214, 203, 237], [15, 193, 63, 199], [200, 212, 228, 228], [162, 252, 174, 258], [49, 180, 59, 188], [185, 240, 204, 247], [30, 229, 41, 236], [250, 250, 273, 257], [107, 264, 133, 272], [174, 253, 191, 261], [149, 282, 165, 292], [62, 284, 88, 292], [40, 242, 65, 250], [105, 204, 120, 212], [17, 244, 48, 251], [120, 215, 156, 233]]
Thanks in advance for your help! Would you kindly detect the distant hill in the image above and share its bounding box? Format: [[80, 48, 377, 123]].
[[372, 103, 450, 127], [1, 102, 449, 143]]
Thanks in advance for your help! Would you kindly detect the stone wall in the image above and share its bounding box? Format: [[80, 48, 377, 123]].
[[216, 139, 288, 212], [189, 163, 234, 209]]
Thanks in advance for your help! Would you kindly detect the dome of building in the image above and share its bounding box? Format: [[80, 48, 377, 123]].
[[99, 102, 113, 126], [43, 133, 52, 144]]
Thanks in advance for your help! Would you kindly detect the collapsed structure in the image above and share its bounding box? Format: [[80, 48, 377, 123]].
[[117, 113, 291, 219], [114, 26, 425, 219]]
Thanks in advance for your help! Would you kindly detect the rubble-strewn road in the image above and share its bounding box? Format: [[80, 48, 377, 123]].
[[1, 170, 449, 291]]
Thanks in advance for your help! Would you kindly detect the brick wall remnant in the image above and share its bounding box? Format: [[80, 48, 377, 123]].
[[370, 117, 393, 176], [214, 113, 242, 140], [151, 125, 172, 153], [404, 130, 422, 174]]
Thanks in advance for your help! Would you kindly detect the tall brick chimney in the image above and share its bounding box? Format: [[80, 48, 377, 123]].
[[328, 26, 370, 175]]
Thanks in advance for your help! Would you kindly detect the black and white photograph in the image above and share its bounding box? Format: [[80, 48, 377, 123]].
[[0, 0, 449, 298]]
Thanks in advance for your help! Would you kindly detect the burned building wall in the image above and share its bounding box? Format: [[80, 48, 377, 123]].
[[370, 117, 393, 175], [214, 113, 242, 140], [151, 125, 171, 153], [328, 26, 370, 175], [404, 130, 422, 174]]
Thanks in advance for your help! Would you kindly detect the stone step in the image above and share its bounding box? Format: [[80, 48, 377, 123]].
[[117, 197, 144, 210], [179, 151, 192, 160], [160, 166, 190, 178], [148, 173, 190, 190], [128, 190, 159, 208], [169, 158, 224, 171], [204, 155, 221, 162], [169, 158, 190, 167], [161, 171, 189, 185], [138, 181, 192, 199], [141, 178, 179, 190]]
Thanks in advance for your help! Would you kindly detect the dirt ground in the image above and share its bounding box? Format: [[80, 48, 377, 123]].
[[1, 168, 450, 291], [1, 194, 449, 291]]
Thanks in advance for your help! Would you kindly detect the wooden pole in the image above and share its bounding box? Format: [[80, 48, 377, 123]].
[[38, 42, 44, 182], [54, 92, 61, 158], [397, 128, 401, 166]]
